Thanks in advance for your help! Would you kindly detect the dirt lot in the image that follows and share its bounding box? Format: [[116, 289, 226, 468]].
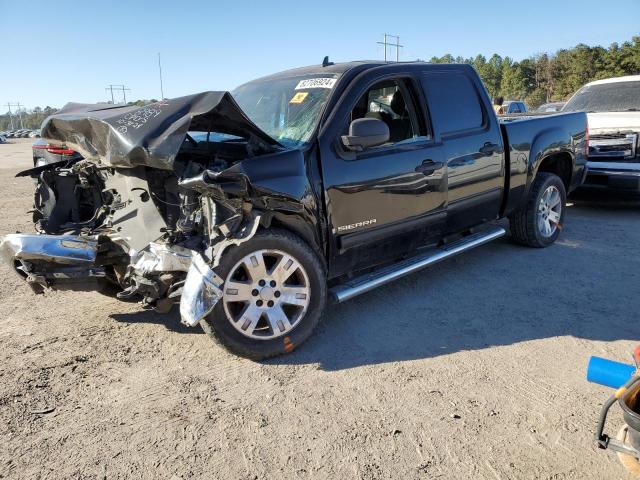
[[0, 137, 639, 479]]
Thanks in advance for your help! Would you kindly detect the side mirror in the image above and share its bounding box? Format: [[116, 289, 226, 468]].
[[341, 118, 390, 151]]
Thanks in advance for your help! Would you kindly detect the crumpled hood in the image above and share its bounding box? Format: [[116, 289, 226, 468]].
[[40, 91, 280, 170], [587, 112, 640, 134]]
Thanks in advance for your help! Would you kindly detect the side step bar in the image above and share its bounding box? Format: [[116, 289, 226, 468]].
[[330, 226, 506, 303]]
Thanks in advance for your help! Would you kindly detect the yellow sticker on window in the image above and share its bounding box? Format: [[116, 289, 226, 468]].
[[289, 92, 309, 104]]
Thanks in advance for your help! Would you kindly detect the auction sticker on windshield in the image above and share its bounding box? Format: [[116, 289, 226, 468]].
[[295, 78, 337, 90], [289, 92, 309, 104]]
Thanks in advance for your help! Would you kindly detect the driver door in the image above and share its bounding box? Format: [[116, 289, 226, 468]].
[[318, 69, 447, 278]]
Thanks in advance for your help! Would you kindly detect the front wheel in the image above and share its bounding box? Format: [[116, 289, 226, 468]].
[[200, 229, 327, 360], [509, 172, 567, 248]]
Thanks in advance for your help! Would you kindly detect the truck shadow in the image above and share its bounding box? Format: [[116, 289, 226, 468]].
[[569, 188, 640, 209], [110, 309, 200, 335], [272, 192, 640, 371]]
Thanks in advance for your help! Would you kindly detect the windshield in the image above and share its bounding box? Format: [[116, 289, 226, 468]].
[[231, 74, 339, 148], [563, 81, 640, 113], [536, 103, 563, 113]]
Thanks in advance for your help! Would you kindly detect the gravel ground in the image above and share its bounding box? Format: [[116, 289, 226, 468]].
[[0, 138, 639, 479]]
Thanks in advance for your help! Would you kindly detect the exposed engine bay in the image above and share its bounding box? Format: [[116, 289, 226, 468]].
[[0, 92, 314, 327]]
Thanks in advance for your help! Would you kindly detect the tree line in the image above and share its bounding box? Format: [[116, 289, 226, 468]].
[[428, 36, 640, 107], [0, 100, 161, 131], [0, 106, 58, 131], [2, 35, 639, 130]]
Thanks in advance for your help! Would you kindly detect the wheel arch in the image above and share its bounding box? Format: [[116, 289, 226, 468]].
[[258, 211, 327, 270], [535, 152, 573, 193]]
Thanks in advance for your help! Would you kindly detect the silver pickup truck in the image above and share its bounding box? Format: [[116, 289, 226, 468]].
[[563, 75, 640, 193]]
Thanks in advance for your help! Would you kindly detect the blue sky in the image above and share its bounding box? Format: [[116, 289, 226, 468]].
[[1, 0, 638, 109]]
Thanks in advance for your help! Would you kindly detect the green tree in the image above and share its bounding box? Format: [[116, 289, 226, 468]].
[[500, 59, 528, 100], [426, 34, 640, 108]]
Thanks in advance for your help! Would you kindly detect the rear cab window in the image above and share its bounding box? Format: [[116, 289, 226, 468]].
[[420, 72, 486, 136]]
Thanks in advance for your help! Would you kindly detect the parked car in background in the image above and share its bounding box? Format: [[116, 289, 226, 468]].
[[536, 102, 565, 113], [564, 75, 640, 193], [31, 138, 81, 168], [502, 100, 528, 114]]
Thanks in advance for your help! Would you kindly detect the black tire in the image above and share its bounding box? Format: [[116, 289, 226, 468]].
[[200, 228, 327, 360], [509, 172, 567, 248]]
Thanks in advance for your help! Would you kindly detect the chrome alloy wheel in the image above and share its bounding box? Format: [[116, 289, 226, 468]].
[[222, 249, 311, 340], [537, 185, 562, 238]]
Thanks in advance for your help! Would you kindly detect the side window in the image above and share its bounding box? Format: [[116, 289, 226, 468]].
[[512, 103, 522, 113], [421, 73, 484, 135], [348, 78, 424, 146]]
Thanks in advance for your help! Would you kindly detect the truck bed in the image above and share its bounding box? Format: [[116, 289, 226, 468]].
[[498, 111, 588, 216]]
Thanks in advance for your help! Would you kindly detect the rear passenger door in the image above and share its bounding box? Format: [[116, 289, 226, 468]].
[[420, 69, 505, 232]]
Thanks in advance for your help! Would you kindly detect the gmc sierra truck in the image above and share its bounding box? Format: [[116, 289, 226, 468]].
[[0, 61, 588, 359]]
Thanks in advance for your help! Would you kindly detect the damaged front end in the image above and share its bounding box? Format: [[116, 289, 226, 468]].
[[1, 91, 309, 327]]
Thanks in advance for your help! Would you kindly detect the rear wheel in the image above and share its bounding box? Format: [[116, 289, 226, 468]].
[[200, 229, 326, 360], [509, 172, 566, 248]]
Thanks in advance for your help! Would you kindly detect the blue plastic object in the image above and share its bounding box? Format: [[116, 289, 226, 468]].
[[587, 356, 636, 389]]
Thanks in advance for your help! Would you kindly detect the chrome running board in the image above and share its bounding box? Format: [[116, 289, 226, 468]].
[[330, 226, 506, 303]]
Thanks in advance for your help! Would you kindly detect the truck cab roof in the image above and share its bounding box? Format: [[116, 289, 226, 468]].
[[246, 61, 476, 83], [585, 75, 640, 86]]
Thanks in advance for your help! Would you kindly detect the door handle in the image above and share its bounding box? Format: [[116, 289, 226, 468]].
[[415, 159, 444, 175], [479, 142, 499, 155]]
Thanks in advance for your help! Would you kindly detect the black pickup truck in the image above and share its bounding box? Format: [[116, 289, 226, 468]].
[[0, 61, 587, 359]]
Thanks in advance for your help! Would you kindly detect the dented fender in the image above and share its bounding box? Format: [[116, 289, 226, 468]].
[[181, 148, 323, 253]]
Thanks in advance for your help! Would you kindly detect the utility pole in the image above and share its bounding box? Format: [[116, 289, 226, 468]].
[[16, 102, 24, 129], [377, 34, 403, 62], [5, 103, 14, 130], [105, 84, 131, 104], [380, 33, 387, 61], [106, 85, 115, 103], [6, 102, 24, 129], [158, 53, 165, 100]]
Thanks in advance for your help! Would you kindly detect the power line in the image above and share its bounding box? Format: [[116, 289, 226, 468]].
[[105, 84, 131, 104], [377, 34, 403, 62]]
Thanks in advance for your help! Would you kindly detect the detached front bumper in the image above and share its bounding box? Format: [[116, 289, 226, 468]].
[[0, 233, 98, 264], [0, 233, 224, 327], [0, 233, 102, 293]]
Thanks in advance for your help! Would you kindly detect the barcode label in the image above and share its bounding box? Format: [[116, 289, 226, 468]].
[[295, 78, 337, 90]]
